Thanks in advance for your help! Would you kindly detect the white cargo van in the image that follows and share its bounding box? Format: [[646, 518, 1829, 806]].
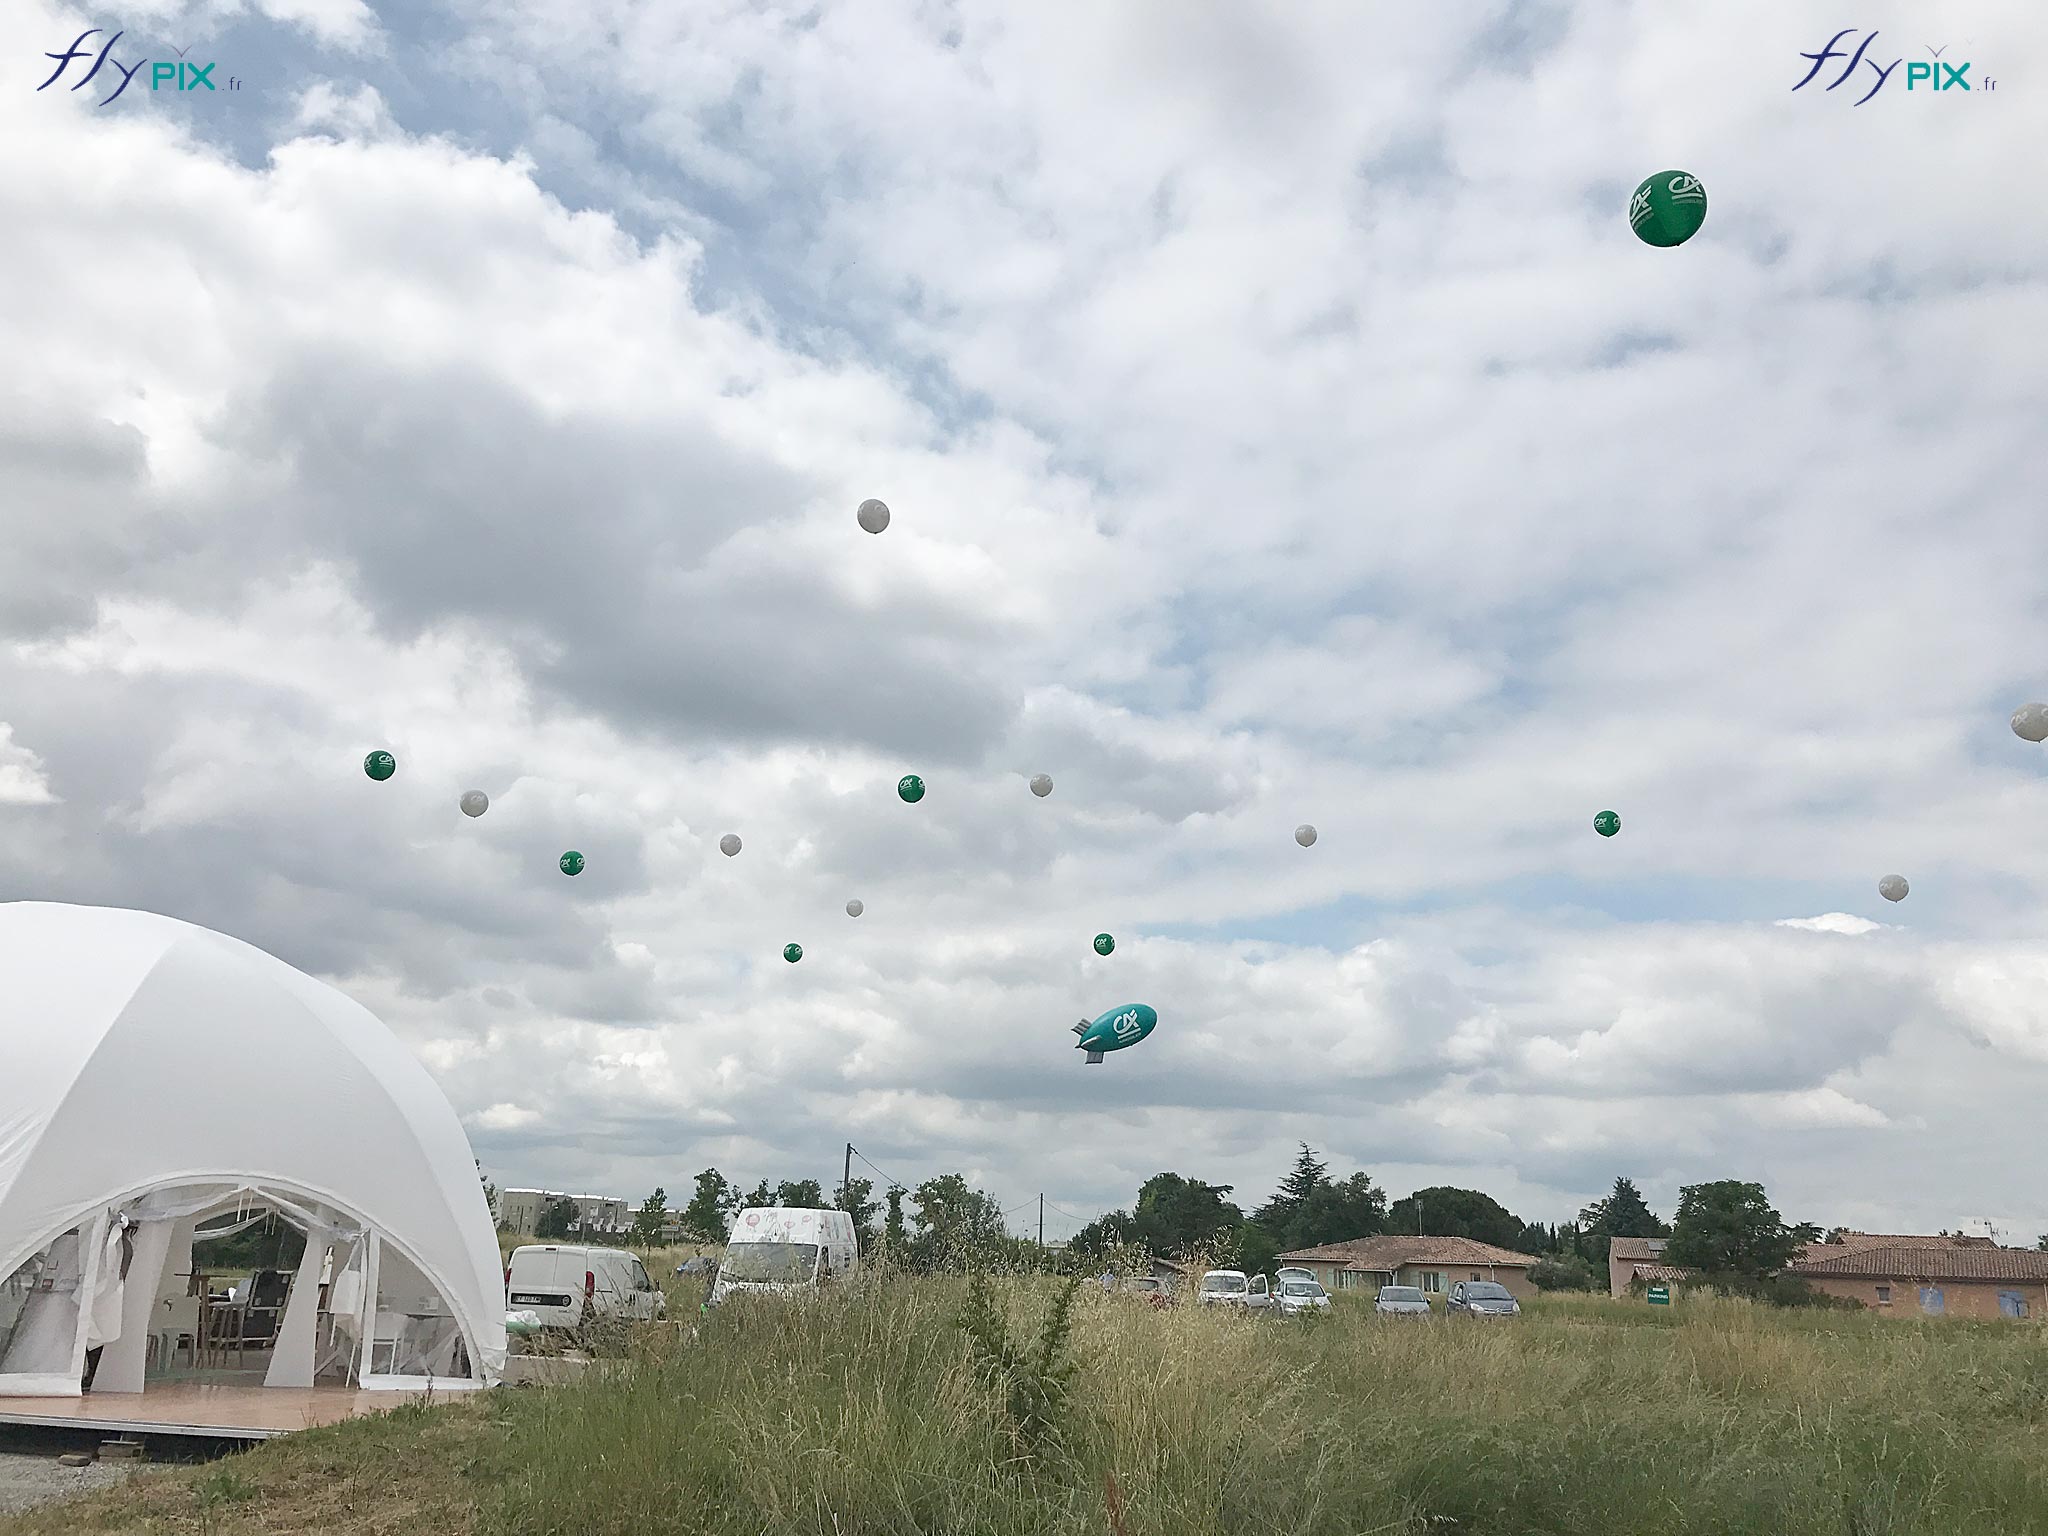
[[709, 1208, 857, 1305], [505, 1245, 666, 1328]]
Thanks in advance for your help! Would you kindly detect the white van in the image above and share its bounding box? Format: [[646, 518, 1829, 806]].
[[709, 1208, 858, 1305], [1194, 1269, 1272, 1312], [505, 1245, 667, 1328]]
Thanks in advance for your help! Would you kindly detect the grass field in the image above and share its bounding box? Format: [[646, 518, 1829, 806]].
[[7, 1273, 2048, 1535]]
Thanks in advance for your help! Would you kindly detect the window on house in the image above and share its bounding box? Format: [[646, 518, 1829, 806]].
[[1419, 1271, 1442, 1294], [1919, 1287, 1944, 1316], [1999, 1291, 2028, 1320], [1874, 1285, 1891, 1304]]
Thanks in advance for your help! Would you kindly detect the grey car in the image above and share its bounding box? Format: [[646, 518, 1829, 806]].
[[1374, 1284, 1432, 1317], [1446, 1279, 1521, 1318]]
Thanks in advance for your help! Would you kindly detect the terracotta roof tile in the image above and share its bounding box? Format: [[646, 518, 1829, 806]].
[[1631, 1263, 1691, 1282], [1790, 1245, 2048, 1283], [1277, 1235, 1539, 1270], [1608, 1237, 1670, 1262]]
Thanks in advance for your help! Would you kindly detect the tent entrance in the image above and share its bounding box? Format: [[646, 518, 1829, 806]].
[[0, 1182, 478, 1398]]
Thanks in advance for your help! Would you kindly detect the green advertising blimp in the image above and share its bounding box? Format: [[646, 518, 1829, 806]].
[[1071, 1002, 1157, 1065]]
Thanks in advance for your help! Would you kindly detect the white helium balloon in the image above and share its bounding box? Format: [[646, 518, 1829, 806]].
[[846, 899, 864, 918], [459, 790, 489, 818], [856, 498, 890, 534], [1029, 773, 1053, 798], [1295, 824, 1318, 847], [1878, 874, 1909, 902], [2013, 703, 2048, 743], [720, 833, 741, 857]]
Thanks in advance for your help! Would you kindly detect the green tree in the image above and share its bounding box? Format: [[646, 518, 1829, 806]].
[[1578, 1175, 1670, 1270], [1131, 1173, 1244, 1256], [630, 1187, 668, 1246], [833, 1175, 882, 1249], [679, 1169, 739, 1242], [743, 1179, 775, 1209], [1292, 1172, 1386, 1249], [776, 1179, 826, 1209], [909, 1174, 1008, 1270], [536, 1196, 576, 1241], [1253, 1144, 1330, 1240], [477, 1161, 500, 1228], [1386, 1186, 1524, 1249], [1527, 1253, 1597, 1291], [1227, 1220, 1281, 1277], [1070, 1210, 1138, 1257], [1664, 1180, 1812, 1283], [883, 1187, 908, 1253]]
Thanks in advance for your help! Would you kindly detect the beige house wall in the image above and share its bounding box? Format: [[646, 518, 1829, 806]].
[[1803, 1274, 2047, 1320], [1608, 1252, 1637, 1298]]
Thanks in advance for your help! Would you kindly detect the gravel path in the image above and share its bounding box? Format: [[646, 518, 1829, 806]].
[[0, 1447, 162, 1516]]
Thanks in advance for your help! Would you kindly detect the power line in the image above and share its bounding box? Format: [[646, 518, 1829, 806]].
[[847, 1145, 912, 1193]]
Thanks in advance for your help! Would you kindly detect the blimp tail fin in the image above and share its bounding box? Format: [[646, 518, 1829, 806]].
[[1072, 1020, 1089, 1036], [1085, 1050, 1104, 1064]]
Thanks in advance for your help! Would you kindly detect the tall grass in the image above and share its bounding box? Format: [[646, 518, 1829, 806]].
[[11, 1282, 2048, 1535], [474, 1281, 2048, 1535]]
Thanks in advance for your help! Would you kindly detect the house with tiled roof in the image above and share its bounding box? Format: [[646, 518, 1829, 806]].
[[1606, 1236, 1688, 1297], [1276, 1235, 1541, 1302], [1788, 1240, 2048, 1320]]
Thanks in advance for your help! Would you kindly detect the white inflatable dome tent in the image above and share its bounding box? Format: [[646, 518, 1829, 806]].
[[0, 903, 505, 1398]]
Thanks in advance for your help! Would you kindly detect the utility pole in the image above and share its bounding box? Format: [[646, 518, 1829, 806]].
[[1038, 1194, 1044, 1248], [843, 1143, 853, 1208]]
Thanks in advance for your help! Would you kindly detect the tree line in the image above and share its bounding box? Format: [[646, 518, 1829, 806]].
[[517, 1150, 1851, 1299]]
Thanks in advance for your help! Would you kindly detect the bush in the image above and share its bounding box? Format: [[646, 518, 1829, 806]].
[[1529, 1255, 1598, 1292], [958, 1269, 1086, 1464]]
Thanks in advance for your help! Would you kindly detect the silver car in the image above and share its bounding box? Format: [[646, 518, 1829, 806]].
[[1275, 1278, 1331, 1317], [1374, 1284, 1432, 1317]]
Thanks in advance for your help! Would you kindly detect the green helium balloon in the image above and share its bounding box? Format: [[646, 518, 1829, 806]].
[[1093, 933, 1115, 956], [784, 942, 803, 963], [1628, 170, 1706, 247], [897, 774, 925, 804], [559, 850, 585, 876], [363, 751, 396, 782], [1593, 811, 1621, 838]]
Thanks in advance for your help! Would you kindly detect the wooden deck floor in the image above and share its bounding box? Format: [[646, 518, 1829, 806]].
[[0, 1384, 437, 1441]]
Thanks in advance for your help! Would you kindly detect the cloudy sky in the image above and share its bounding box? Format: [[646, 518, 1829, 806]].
[[5, 0, 2044, 1244]]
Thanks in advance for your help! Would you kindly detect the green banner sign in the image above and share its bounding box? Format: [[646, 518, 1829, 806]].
[[1647, 1283, 1670, 1305]]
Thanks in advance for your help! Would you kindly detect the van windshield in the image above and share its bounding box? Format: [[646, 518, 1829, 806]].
[[721, 1242, 819, 1284], [1201, 1274, 1245, 1293]]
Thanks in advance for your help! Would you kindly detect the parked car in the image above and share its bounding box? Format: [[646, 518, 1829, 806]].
[[1195, 1269, 1272, 1312], [1124, 1275, 1175, 1307], [505, 1245, 666, 1328], [1275, 1277, 1331, 1317], [1446, 1279, 1522, 1319], [1274, 1266, 1316, 1288], [1374, 1285, 1432, 1317]]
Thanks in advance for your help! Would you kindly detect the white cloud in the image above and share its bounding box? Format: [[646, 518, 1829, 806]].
[[290, 81, 398, 139], [4, 0, 2046, 1243], [472, 1102, 542, 1132], [1777, 914, 1885, 936], [0, 725, 59, 806]]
